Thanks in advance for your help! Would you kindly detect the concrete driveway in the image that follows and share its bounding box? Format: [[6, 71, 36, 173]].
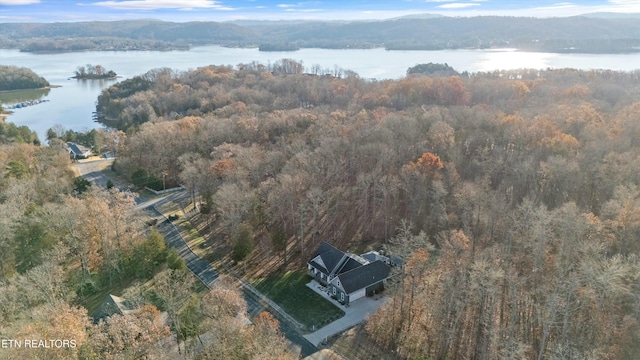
[[72, 158, 115, 187], [303, 280, 388, 346]]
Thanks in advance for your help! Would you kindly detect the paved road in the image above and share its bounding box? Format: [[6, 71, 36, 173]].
[[73, 158, 141, 202], [150, 197, 219, 288], [149, 195, 317, 357], [75, 163, 318, 357], [150, 196, 317, 357], [73, 158, 114, 188]]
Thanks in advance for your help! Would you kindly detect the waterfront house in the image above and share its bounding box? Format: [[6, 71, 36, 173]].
[[67, 142, 92, 159]]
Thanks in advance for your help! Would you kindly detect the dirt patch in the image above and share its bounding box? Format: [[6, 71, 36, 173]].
[[70, 165, 81, 177]]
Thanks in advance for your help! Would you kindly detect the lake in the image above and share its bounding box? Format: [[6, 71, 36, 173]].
[[1, 46, 639, 141]]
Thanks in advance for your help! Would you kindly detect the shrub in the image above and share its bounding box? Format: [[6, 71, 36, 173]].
[[232, 223, 254, 262], [167, 249, 186, 271], [131, 168, 149, 188]]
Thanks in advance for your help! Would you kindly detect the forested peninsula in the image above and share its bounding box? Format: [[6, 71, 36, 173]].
[[2, 15, 640, 53], [92, 61, 640, 359], [0, 65, 49, 91]]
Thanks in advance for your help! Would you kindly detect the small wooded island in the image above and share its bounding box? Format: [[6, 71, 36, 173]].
[[73, 64, 117, 79], [0, 65, 49, 91]]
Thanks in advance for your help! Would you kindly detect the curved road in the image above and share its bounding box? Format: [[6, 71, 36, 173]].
[[75, 160, 318, 357], [149, 196, 317, 357]]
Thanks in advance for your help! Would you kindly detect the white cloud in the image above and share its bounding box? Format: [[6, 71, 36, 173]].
[[438, 3, 481, 9], [277, 1, 320, 8], [87, 0, 226, 10], [609, 0, 640, 4], [0, 0, 40, 5], [531, 2, 578, 11], [285, 8, 322, 12], [0, 15, 33, 19], [607, 0, 640, 11]]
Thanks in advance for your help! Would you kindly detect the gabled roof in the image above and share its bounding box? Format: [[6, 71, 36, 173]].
[[93, 294, 136, 321], [309, 242, 346, 275], [336, 260, 390, 294], [335, 255, 365, 276], [67, 142, 91, 155]]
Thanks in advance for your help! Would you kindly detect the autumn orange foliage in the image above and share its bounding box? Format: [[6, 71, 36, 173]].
[[404, 152, 444, 174]]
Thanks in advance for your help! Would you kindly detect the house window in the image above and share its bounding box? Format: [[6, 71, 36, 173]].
[[340, 292, 344, 301], [332, 287, 336, 295]]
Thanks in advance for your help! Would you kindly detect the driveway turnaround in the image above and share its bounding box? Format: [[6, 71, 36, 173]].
[[303, 281, 388, 346]]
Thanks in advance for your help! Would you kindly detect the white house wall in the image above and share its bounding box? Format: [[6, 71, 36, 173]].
[[350, 288, 366, 302]]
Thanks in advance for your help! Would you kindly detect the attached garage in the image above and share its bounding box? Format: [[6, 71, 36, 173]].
[[350, 287, 366, 302], [330, 260, 391, 305]]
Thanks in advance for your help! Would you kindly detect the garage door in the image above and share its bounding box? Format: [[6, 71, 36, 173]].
[[350, 288, 366, 302]]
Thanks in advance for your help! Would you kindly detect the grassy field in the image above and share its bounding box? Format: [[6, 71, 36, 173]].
[[79, 279, 136, 317], [252, 270, 345, 330]]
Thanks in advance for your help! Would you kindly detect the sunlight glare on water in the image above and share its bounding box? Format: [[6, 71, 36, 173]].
[[475, 49, 558, 72], [1, 46, 638, 140]]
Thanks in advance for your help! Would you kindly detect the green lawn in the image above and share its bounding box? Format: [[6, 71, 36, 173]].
[[252, 270, 345, 330], [80, 280, 133, 317], [155, 199, 214, 262]]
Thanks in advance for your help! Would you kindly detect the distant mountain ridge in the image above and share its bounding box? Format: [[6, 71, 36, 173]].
[[389, 13, 445, 20], [0, 20, 255, 43], [579, 12, 640, 19], [1, 15, 640, 53]]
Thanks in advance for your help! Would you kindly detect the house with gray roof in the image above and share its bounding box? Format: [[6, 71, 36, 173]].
[[92, 294, 137, 322], [308, 242, 391, 305], [67, 142, 92, 159]]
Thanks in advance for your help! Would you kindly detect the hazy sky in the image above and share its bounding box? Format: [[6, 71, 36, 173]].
[[1, 0, 640, 22]]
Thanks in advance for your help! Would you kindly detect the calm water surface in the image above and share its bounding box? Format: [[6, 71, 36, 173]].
[[1, 46, 639, 141]]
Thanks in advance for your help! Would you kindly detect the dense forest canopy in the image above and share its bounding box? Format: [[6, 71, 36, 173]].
[[0, 122, 295, 359], [93, 61, 640, 359], [0, 120, 40, 145], [0, 65, 49, 91], [2, 15, 640, 53]]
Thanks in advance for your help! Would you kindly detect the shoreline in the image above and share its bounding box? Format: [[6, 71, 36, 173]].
[[0, 85, 61, 93], [4, 44, 639, 56], [70, 76, 119, 80]]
